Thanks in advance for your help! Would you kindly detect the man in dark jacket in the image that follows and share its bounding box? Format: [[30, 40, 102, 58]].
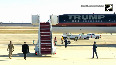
[[92, 41, 98, 59], [22, 42, 29, 60], [64, 38, 67, 48]]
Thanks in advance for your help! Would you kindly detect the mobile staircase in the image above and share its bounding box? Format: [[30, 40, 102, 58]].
[[35, 21, 56, 56]]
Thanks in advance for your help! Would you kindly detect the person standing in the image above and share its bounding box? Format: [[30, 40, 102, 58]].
[[75, 37, 78, 41], [33, 40, 35, 45], [92, 41, 98, 59], [64, 38, 68, 48], [54, 36, 57, 45], [7, 41, 14, 59], [61, 36, 64, 44], [22, 42, 29, 60]]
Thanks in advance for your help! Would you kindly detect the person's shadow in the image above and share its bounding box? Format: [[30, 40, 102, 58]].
[[0, 53, 52, 58], [0, 60, 7, 61]]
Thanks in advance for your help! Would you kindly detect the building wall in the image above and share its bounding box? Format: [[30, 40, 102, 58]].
[[50, 15, 58, 25], [32, 15, 40, 25]]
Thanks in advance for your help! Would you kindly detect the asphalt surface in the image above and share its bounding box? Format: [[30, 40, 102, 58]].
[[0, 34, 116, 65]]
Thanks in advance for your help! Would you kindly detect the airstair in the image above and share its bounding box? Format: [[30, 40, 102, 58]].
[[35, 22, 56, 55]]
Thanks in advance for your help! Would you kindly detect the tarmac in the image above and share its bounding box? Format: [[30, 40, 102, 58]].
[[0, 34, 116, 65]]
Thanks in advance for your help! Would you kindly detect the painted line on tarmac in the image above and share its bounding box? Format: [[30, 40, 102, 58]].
[[0, 34, 38, 35], [0, 34, 116, 35], [0, 29, 38, 30], [52, 34, 116, 35]]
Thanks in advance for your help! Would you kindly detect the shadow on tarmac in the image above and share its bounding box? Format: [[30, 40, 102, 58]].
[[5, 44, 34, 46], [0, 60, 7, 61], [97, 44, 116, 47], [0, 53, 52, 58], [56, 44, 116, 47], [70, 39, 89, 40], [11, 43, 116, 48], [56, 45, 92, 46], [88, 58, 116, 59]]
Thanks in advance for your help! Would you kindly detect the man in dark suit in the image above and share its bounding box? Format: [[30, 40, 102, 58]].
[[92, 41, 98, 59], [22, 42, 29, 60]]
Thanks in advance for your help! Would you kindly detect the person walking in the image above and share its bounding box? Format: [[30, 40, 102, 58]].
[[64, 38, 68, 48], [75, 37, 78, 41], [92, 41, 98, 59], [7, 41, 14, 59], [22, 42, 29, 60], [54, 36, 57, 45], [61, 36, 64, 44]]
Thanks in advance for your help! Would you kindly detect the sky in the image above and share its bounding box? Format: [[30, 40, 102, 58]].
[[0, 0, 116, 23]]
